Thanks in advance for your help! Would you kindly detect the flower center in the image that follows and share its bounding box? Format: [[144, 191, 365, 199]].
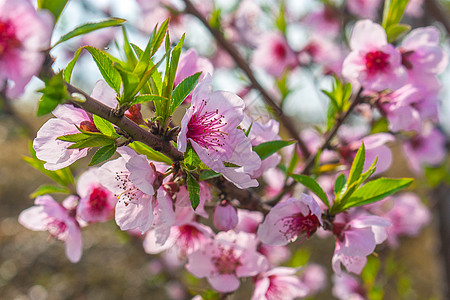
[[176, 225, 202, 255], [211, 246, 242, 274], [114, 171, 144, 205], [273, 42, 287, 60], [365, 50, 390, 74], [46, 218, 67, 240], [187, 99, 228, 150], [88, 186, 109, 212], [279, 212, 320, 242], [0, 20, 21, 57]]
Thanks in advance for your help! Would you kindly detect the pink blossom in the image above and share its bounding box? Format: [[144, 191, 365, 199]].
[[332, 214, 390, 274], [0, 0, 53, 98], [174, 49, 213, 101], [257, 194, 322, 246], [258, 244, 291, 267], [405, 0, 424, 17], [98, 151, 160, 234], [299, 36, 346, 75], [402, 126, 446, 173], [235, 209, 263, 234], [299, 264, 327, 296], [251, 32, 297, 77], [332, 272, 366, 300], [399, 26, 448, 92], [342, 20, 407, 91], [186, 231, 268, 293], [19, 195, 82, 263], [384, 193, 430, 247], [33, 80, 117, 170], [252, 267, 308, 300], [346, 0, 382, 19], [241, 115, 281, 178], [304, 6, 340, 37], [213, 202, 238, 231], [143, 221, 214, 258], [174, 183, 211, 219], [177, 76, 261, 189], [76, 167, 116, 223]]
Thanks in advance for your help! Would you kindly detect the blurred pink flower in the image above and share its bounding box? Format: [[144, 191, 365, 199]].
[[213, 202, 238, 231], [19, 195, 82, 263], [252, 267, 308, 300], [342, 20, 407, 91], [186, 231, 268, 292], [0, 0, 53, 98], [346, 0, 382, 19]]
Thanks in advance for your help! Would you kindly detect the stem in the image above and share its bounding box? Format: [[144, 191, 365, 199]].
[[65, 83, 185, 162], [182, 0, 311, 158]]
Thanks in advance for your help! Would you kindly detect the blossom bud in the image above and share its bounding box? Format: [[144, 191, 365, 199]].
[[213, 201, 238, 231]]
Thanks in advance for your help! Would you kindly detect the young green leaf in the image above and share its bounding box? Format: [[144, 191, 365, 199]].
[[128, 141, 173, 164], [53, 18, 125, 47], [382, 0, 410, 29], [132, 94, 168, 105], [170, 72, 201, 113], [31, 184, 70, 198], [386, 23, 411, 43], [67, 135, 115, 149], [290, 174, 330, 208], [164, 34, 185, 102], [347, 143, 365, 186], [341, 177, 414, 210], [58, 133, 92, 142], [114, 63, 140, 103], [37, 72, 69, 116], [93, 115, 117, 137], [84, 46, 122, 93], [89, 143, 118, 165], [37, 0, 68, 22], [334, 174, 347, 195], [199, 170, 221, 181], [253, 140, 295, 161], [63, 47, 83, 83], [184, 143, 202, 170], [122, 27, 138, 69], [186, 172, 200, 209]]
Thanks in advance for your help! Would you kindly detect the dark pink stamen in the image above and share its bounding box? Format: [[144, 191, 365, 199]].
[[365, 50, 390, 74]]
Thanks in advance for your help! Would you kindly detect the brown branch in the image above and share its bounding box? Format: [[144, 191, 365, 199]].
[[65, 84, 185, 162], [182, 0, 311, 158]]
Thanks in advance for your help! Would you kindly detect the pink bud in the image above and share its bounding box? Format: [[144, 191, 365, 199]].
[[213, 202, 238, 231]]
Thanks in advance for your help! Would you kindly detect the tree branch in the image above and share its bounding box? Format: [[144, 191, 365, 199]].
[[182, 0, 311, 158]]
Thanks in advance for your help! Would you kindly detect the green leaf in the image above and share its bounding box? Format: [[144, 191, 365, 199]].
[[58, 133, 92, 142], [164, 34, 185, 102], [170, 72, 201, 113], [115, 63, 140, 102], [334, 174, 347, 195], [347, 143, 365, 186], [38, 0, 68, 23], [186, 172, 200, 209], [84, 46, 122, 93], [63, 47, 83, 83], [31, 185, 70, 198], [89, 143, 118, 165], [93, 114, 117, 137], [68, 135, 114, 149], [199, 170, 221, 181], [24, 143, 74, 187], [382, 0, 410, 29], [253, 140, 295, 160], [290, 174, 330, 208], [184, 143, 202, 170], [386, 23, 411, 43], [53, 18, 125, 47], [122, 27, 138, 69], [132, 94, 168, 105], [37, 72, 69, 116], [341, 178, 414, 210], [275, 1, 287, 34], [129, 141, 173, 164]]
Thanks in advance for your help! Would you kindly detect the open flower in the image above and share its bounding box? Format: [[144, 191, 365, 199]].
[[0, 0, 53, 98], [177, 75, 261, 189], [342, 20, 407, 91], [257, 194, 322, 246], [19, 195, 82, 263], [186, 231, 268, 293], [76, 167, 117, 223]]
